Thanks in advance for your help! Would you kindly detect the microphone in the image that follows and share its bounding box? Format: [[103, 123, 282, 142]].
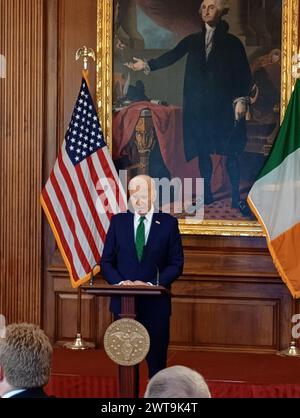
[[155, 265, 160, 287], [89, 263, 100, 286], [142, 244, 159, 286]]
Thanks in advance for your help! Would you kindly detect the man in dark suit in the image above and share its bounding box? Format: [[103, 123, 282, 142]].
[[100, 175, 184, 378], [0, 323, 52, 398]]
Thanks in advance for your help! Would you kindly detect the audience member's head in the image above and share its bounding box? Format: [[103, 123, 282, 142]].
[[144, 365, 211, 398], [0, 323, 53, 397]]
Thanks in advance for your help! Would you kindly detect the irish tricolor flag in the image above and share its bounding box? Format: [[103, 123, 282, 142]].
[[248, 80, 300, 298]]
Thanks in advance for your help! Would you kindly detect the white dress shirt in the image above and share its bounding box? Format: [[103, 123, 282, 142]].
[[205, 23, 216, 59], [2, 389, 26, 398]]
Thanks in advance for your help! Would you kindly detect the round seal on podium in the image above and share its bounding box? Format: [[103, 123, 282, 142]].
[[104, 318, 150, 366]]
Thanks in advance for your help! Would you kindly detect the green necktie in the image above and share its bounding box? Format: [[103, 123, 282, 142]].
[[135, 216, 146, 261]]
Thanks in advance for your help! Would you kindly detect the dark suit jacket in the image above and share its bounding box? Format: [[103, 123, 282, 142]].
[[10, 387, 50, 398], [100, 211, 184, 316], [148, 20, 252, 160]]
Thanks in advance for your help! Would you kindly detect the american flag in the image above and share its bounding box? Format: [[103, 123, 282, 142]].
[[41, 77, 127, 287]]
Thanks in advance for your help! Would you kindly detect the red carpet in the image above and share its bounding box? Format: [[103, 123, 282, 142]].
[[45, 348, 300, 398]]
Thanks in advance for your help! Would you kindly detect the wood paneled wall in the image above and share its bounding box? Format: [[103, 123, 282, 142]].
[[43, 0, 99, 342], [0, 0, 44, 323]]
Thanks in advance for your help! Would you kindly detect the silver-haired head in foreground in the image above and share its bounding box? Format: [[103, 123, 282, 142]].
[[144, 365, 211, 398]]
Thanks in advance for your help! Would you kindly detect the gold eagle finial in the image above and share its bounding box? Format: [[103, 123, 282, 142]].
[[75, 46, 95, 70]]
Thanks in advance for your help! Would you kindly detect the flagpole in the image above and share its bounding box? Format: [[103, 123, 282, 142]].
[[64, 46, 97, 351], [64, 286, 95, 350]]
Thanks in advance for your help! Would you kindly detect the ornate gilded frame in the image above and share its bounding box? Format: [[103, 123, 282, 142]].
[[97, 0, 299, 236]]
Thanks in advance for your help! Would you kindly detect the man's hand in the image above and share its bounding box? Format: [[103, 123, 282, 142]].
[[115, 38, 126, 50], [133, 280, 150, 286], [124, 57, 145, 71], [122, 280, 134, 285], [120, 280, 150, 285]]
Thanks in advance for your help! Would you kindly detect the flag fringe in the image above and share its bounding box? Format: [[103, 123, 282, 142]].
[[41, 195, 100, 288]]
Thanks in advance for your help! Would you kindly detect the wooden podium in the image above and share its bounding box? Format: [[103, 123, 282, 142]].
[[81, 283, 169, 398]]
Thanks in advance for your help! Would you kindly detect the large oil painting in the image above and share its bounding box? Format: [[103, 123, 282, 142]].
[[97, 0, 299, 235]]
